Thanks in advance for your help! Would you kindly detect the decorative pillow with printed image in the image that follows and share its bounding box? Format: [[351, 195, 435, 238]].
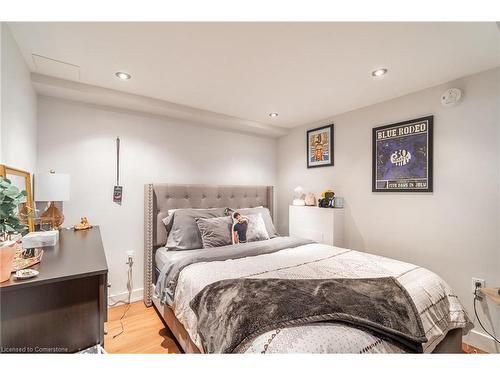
[[231, 212, 269, 244], [225, 207, 278, 238]]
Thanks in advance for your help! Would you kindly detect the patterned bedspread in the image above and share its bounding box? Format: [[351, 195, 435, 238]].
[[171, 243, 472, 353]]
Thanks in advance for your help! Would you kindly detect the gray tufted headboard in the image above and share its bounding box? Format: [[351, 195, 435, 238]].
[[143, 183, 274, 306]]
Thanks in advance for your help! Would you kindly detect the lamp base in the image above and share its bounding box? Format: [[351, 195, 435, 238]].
[[292, 199, 306, 206], [40, 202, 64, 229]]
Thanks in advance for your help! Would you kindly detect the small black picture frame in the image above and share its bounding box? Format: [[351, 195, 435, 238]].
[[307, 124, 334, 168], [372, 116, 433, 192]]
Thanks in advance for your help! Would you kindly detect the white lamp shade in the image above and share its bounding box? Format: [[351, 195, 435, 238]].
[[35, 173, 71, 202], [294, 186, 303, 194]]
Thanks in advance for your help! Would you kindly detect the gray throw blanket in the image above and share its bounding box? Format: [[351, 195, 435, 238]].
[[190, 277, 427, 353]]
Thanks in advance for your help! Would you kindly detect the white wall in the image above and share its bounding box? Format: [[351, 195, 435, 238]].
[[277, 68, 500, 352], [36, 96, 277, 302], [0, 24, 37, 172]]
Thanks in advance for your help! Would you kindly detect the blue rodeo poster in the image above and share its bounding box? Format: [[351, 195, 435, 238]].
[[372, 116, 433, 192]]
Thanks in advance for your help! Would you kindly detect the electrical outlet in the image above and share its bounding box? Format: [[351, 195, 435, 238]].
[[472, 277, 485, 294], [126, 250, 135, 265]]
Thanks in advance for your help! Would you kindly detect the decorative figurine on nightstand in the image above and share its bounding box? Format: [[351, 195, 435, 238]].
[[304, 193, 316, 206], [318, 189, 335, 208], [73, 217, 93, 231]]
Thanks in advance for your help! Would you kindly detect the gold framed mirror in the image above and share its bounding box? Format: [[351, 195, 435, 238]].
[[0, 165, 35, 232]]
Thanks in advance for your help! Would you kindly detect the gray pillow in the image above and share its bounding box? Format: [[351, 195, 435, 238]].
[[227, 207, 278, 238], [196, 216, 233, 248], [164, 208, 226, 250], [242, 213, 270, 243]]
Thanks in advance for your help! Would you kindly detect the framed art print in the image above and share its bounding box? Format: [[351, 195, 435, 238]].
[[307, 124, 334, 168], [372, 116, 433, 192]]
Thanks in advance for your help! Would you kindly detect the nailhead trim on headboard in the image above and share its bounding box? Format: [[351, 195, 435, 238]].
[[143, 184, 154, 307]]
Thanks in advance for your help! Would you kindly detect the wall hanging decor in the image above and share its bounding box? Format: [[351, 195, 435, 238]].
[[372, 116, 433, 192], [113, 137, 123, 204], [307, 124, 334, 168]]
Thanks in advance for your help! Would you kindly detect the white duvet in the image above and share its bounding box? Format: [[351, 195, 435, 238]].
[[171, 243, 472, 353]]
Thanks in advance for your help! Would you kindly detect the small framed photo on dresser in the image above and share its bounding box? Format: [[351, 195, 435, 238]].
[[372, 115, 433, 192], [307, 124, 334, 168]]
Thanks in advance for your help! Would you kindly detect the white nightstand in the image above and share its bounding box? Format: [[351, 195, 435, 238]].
[[289, 205, 344, 247]]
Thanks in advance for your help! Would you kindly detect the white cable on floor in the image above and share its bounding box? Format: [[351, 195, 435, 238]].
[[473, 288, 500, 344], [111, 258, 133, 339]]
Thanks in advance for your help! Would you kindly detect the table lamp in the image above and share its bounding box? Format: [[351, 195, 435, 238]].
[[35, 171, 70, 229], [293, 186, 305, 206]]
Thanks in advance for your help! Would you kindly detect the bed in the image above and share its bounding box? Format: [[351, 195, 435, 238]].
[[143, 183, 472, 354]]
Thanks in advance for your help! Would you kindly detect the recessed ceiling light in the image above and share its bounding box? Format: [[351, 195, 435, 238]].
[[372, 68, 388, 78], [269, 112, 279, 118], [115, 71, 132, 80]]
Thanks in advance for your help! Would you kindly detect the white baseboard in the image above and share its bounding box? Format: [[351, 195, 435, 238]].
[[463, 329, 500, 353], [108, 288, 144, 306]]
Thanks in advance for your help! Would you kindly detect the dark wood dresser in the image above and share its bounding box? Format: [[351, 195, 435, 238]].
[[0, 227, 108, 353]]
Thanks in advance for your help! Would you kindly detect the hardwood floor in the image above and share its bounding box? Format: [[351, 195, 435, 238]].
[[104, 301, 181, 354], [104, 301, 487, 354]]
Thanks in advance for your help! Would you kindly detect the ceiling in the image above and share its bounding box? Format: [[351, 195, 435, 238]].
[[8, 22, 500, 131]]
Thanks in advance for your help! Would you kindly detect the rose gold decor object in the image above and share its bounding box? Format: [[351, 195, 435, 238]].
[[0, 241, 17, 283], [74, 217, 93, 231], [304, 193, 316, 206], [40, 202, 65, 229]]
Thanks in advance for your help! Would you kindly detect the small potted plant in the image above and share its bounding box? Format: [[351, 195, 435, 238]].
[[0, 177, 29, 282]]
